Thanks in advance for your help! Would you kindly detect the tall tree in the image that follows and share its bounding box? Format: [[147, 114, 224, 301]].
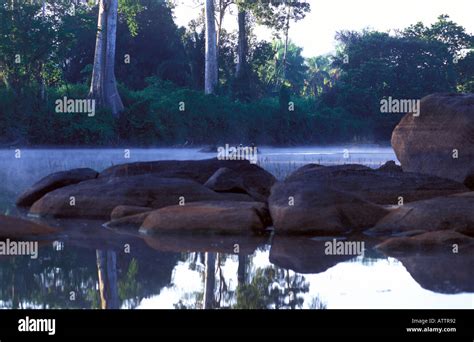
[[89, 0, 124, 116], [204, 0, 218, 94], [235, 5, 248, 79], [252, 0, 310, 83]]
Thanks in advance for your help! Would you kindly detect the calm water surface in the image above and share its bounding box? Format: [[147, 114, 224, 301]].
[[0, 147, 472, 309]]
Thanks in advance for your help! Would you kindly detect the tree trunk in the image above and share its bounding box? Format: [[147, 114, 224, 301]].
[[282, 4, 291, 81], [89, 0, 124, 116], [235, 9, 248, 79], [204, 0, 218, 94]]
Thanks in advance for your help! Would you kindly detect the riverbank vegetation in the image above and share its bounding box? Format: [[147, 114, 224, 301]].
[[0, 1, 472, 146]]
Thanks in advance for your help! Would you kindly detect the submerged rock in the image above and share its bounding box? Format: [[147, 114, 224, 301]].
[[392, 93, 474, 182], [16, 168, 98, 207], [368, 192, 474, 236], [139, 201, 271, 235], [0, 215, 58, 239]]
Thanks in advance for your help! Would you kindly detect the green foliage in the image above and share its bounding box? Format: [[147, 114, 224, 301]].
[[0, 3, 472, 145], [0, 83, 117, 146]]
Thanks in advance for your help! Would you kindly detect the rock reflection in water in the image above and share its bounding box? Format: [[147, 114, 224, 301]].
[[394, 254, 474, 294], [142, 233, 268, 254], [270, 236, 357, 274]]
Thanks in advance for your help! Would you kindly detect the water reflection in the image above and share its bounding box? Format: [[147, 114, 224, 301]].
[[96, 250, 119, 309], [391, 254, 474, 294], [3, 147, 470, 309], [0, 231, 473, 309]]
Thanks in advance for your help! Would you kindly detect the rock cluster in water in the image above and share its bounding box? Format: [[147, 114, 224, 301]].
[[4, 92, 474, 266]]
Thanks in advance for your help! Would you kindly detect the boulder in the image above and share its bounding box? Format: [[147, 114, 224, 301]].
[[29, 175, 254, 219], [0, 215, 58, 239], [286, 164, 370, 181], [16, 168, 98, 207], [269, 180, 389, 235], [368, 192, 474, 236], [268, 163, 467, 235], [377, 160, 402, 173], [110, 205, 153, 220], [284, 164, 467, 205], [204, 167, 247, 193], [99, 158, 276, 201], [392, 93, 474, 182], [104, 212, 151, 230], [139, 201, 271, 235], [464, 171, 474, 190], [204, 167, 267, 202]]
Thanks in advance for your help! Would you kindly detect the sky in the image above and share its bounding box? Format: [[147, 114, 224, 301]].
[[172, 0, 474, 57]]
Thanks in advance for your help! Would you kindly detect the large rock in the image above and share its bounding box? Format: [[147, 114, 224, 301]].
[[377, 160, 402, 173], [268, 163, 467, 235], [285, 164, 467, 205], [139, 201, 271, 235], [0, 215, 58, 239], [29, 175, 253, 219], [16, 168, 98, 207], [99, 158, 276, 200], [464, 171, 474, 190], [269, 180, 389, 235], [392, 93, 474, 182], [368, 192, 474, 236], [204, 167, 267, 202], [104, 212, 151, 230], [110, 205, 153, 220]]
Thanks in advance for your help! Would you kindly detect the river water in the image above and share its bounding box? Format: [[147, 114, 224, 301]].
[[0, 147, 472, 309]]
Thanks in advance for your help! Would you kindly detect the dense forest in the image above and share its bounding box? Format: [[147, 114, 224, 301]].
[[0, 0, 473, 146]]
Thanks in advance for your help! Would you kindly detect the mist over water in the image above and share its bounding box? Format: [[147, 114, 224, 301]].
[[0, 146, 396, 199]]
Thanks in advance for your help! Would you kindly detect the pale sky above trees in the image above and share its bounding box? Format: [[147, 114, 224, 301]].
[[173, 0, 474, 57]]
